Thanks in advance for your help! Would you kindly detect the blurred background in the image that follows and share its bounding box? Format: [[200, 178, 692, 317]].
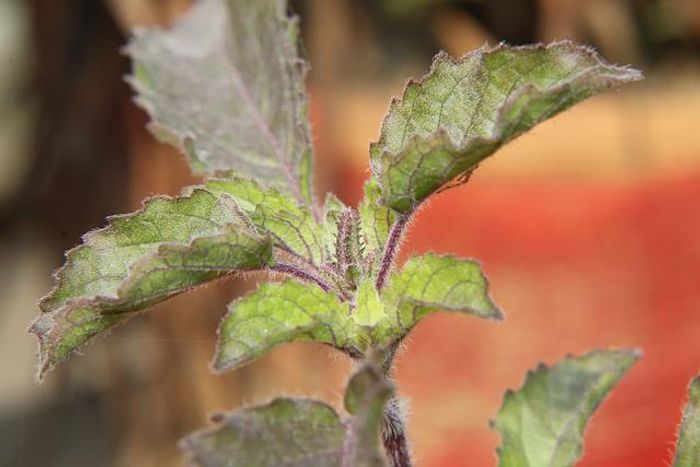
[[1, 0, 699, 465]]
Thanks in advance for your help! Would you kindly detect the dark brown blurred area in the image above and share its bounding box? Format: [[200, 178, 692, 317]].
[[0, 1, 698, 466]]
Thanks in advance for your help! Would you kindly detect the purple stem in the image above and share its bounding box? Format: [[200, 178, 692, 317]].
[[270, 262, 333, 293], [375, 214, 410, 291], [382, 397, 412, 467], [336, 208, 352, 274]]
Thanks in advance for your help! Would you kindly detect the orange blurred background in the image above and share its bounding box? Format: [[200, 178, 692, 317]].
[[1, 1, 699, 466]]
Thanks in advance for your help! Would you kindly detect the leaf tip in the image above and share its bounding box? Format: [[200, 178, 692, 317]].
[[590, 346, 643, 368], [487, 303, 506, 322], [209, 340, 238, 375], [208, 357, 232, 375]]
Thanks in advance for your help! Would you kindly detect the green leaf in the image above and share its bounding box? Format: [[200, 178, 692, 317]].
[[343, 364, 393, 467], [370, 42, 643, 212], [213, 255, 496, 369], [359, 181, 397, 266], [493, 348, 640, 467], [213, 280, 358, 372], [376, 253, 502, 342], [182, 399, 346, 467], [181, 364, 391, 467], [353, 279, 385, 328], [127, 0, 314, 204], [299, 149, 315, 208], [206, 176, 325, 264], [331, 207, 364, 286], [322, 193, 348, 263], [674, 375, 700, 466], [30, 189, 273, 377]]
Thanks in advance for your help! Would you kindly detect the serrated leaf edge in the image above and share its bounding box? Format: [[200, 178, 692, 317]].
[[672, 374, 700, 466], [370, 40, 643, 211], [38, 189, 221, 312], [388, 252, 504, 319], [492, 347, 641, 465], [31, 189, 271, 379]]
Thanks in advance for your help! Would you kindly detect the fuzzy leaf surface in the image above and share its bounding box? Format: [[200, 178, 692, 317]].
[[181, 365, 390, 467], [377, 253, 502, 342], [322, 193, 348, 263], [31, 189, 273, 377], [359, 181, 397, 270], [354, 279, 385, 328], [205, 176, 325, 264], [370, 41, 643, 212], [343, 364, 392, 467], [182, 399, 345, 467], [213, 281, 357, 372], [494, 348, 640, 467], [674, 376, 700, 466], [127, 0, 314, 202], [331, 207, 363, 286]]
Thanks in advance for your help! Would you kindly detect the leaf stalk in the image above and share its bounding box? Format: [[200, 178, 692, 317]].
[[375, 213, 410, 291], [269, 262, 334, 293]]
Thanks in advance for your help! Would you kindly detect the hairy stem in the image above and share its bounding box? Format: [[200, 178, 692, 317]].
[[382, 397, 412, 467], [275, 246, 354, 303], [381, 337, 405, 375], [277, 244, 347, 284], [269, 262, 333, 293], [375, 213, 410, 291], [336, 208, 353, 275]]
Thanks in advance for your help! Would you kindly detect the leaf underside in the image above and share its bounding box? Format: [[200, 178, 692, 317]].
[[181, 364, 391, 467], [493, 348, 640, 467], [127, 0, 314, 203], [370, 41, 643, 212], [31, 190, 273, 378], [673, 375, 700, 466]]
